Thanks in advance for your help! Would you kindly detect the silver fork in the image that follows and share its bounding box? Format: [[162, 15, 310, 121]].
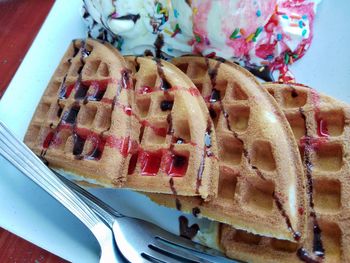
[[0, 121, 235, 263], [0, 122, 121, 262], [55, 171, 238, 263]]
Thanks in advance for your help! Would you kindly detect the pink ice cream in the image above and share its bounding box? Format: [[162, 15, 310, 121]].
[[192, 0, 320, 82]]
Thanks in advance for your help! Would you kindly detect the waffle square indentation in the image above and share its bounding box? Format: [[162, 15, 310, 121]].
[[316, 110, 345, 137], [232, 229, 261, 245], [281, 88, 307, 108], [227, 105, 250, 132], [246, 180, 274, 212], [232, 83, 248, 100], [286, 113, 306, 140], [78, 105, 97, 127], [314, 179, 341, 213], [218, 167, 238, 200], [270, 238, 298, 252], [319, 221, 341, 262], [83, 60, 101, 76], [136, 97, 151, 118], [314, 143, 343, 172], [219, 135, 243, 167], [251, 141, 276, 171]]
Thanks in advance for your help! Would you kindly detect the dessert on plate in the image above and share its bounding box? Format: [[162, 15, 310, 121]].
[[23, 0, 350, 262]]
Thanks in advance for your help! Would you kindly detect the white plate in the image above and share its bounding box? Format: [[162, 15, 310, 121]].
[[0, 0, 349, 262]]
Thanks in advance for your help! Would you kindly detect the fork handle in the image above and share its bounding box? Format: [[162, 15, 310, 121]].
[[0, 121, 103, 230], [54, 170, 123, 227]]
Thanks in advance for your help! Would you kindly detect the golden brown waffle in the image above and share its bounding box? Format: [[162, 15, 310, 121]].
[[218, 83, 350, 262], [24, 38, 133, 186], [124, 56, 219, 200], [146, 56, 307, 241], [24, 42, 219, 199]]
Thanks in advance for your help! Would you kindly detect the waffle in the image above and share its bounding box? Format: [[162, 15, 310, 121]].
[[123, 56, 219, 200], [217, 83, 350, 262], [24, 41, 219, 199], [24, 38, 133, 187], [146, 56, 307, 241]]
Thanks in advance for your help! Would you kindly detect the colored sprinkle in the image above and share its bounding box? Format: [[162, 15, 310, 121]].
[[293, 54, 299, 59], [240, 28, 246, 36], [302, 29, 307, 37], [266, 54, 274, 61], [258, 66, 265, 72], [230, 28, 240, 39], [290, 14, 301, 19], [290, 23, 299, 27], [256, 10, 261, 17], [171, 24, 181, 37], [299, 20, 304, 28], [174, 23, 181, 31], [164, 28, 173, 35], [167, 47, 173, 52], [254, 27, 263, 38], [195, 35, 201, 43], [174, 9, 179, 18], [160, 8, 168, 17], [261, 61, 269, 65], [246, 33, 255, 42], [277, 33, 283, 41], [302, 14, 308, 20], [284, 53, 290, 65], [282, 15, 289, 19], [193, 8, 198, 15], [156, 3, 161, 13]]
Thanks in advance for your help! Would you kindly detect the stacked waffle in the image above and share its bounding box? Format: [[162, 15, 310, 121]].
[[24, 39, 350, 262]]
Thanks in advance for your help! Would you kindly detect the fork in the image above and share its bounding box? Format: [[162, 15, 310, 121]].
[[0, 122, 122, 262], [0, 122, 235, 263], [55, 171, 237, 263]]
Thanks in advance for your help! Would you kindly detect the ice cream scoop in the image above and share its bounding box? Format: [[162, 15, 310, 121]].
[[82, 0, 321, 82]]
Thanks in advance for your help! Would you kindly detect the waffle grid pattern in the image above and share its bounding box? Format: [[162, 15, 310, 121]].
[[124, 57, 219, 199], [220, 84, 350, 262], [149, 57, 307, 241], [25, 40, 220, 198], [24, 39, 132, 185]]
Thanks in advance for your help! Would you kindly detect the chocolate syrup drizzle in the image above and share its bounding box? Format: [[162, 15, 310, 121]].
[[192, 207, 201, 217], [179, 216, 199, 240], [154, 57, 171, 91], [204, 57, 300, 241], [296, 108, 325, 262], [154, 33, 164, 59], [113, 14, 140, 23]]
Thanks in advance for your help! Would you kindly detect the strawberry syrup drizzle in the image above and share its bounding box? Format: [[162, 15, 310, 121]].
[[44, 54, 210, 182], [42, 41, 124, 161], [311, 89, 329, 138]]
